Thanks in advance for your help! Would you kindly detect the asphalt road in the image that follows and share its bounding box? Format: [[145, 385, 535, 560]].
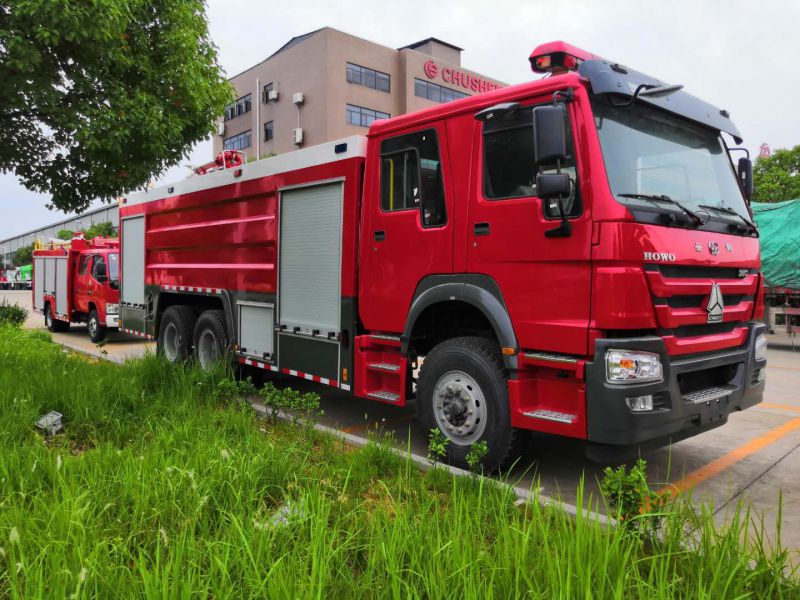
[[4, 290, 799, 559]]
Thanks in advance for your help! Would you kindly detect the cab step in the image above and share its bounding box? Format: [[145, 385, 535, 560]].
[[368, 362, 401, 373], [523, 409, 578, 424], [367, 390, 401, 403]]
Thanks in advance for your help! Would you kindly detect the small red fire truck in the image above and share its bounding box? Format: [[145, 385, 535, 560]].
[[32, 235, 120, 342], [119, 42, 766, 469]]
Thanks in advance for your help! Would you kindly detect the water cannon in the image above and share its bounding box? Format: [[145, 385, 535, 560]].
[[529, 41, 601, 75]]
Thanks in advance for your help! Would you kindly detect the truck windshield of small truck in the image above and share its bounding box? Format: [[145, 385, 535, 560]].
[[591, 99, 748, 224]]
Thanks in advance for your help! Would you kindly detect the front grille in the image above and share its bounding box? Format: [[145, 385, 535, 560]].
[[672, 322, 740, 338], [657, 294, 748, 308], [651, 265, 755, 279], [677, 363, 739, 395]]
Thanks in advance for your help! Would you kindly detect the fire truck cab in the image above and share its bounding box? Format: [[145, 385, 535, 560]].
[[33, 235, 120, 342], [120, 42, 766, 470]]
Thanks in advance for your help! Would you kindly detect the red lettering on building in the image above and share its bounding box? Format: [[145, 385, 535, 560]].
[[422, 60, 499, 94]]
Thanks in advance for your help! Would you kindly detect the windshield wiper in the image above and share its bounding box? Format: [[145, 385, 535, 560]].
[[697, 204, 758, 235], [618, 193, 704, 227]]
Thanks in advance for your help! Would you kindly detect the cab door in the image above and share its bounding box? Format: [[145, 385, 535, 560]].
[[359, 124, 454, 332], [74, 254, 94, 313], [466, 99, 593, 356]]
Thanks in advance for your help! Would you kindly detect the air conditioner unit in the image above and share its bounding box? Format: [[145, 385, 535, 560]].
[[292, 128, 304, 145], [267, 89, 279, 103], [216, 121, 225, 136], [292, 92, 305, 105]]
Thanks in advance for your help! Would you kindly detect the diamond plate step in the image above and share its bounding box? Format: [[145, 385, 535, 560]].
[[367, 390, 401, 403], [682, 384, 737, 404], [523, 409, 578, 424], [368, 362, 401, 372]]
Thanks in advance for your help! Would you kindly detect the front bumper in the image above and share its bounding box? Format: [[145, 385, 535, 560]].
[[585, 321, 766, 457]]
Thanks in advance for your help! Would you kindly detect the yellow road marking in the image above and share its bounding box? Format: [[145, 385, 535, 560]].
[[658, 417, 800, 498], [760, 402, 800, 414]]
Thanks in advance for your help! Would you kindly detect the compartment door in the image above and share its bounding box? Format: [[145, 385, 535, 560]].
[[55, 257, 68, 316], [278, 182, 343, 382], [34, 258, 45, 310]]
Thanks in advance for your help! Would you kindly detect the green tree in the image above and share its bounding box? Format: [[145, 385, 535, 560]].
[[753, 145, 800, 202], [0, 0, 233, 213], [56, 229, 74, 241], [12, 243, 33, 267], [84, 221, 116, 239]]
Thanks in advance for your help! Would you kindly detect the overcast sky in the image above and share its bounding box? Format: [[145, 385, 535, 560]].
[[1, 0, 798, 240]]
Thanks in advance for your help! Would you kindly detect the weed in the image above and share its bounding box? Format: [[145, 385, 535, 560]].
[[0, 300, 26, 327], [466, 440, 489, 474], [427, 428, 448, 464], [259, 382, 321, 425], [600, 458, 668, 538]]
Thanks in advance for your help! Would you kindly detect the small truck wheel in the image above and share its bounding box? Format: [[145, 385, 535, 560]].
[[417, 336, 519, 472], [87, 309, 106, 343], [45, 302, 69, 332], [193, 310, 229, 371], [157, 305, 196, 363]]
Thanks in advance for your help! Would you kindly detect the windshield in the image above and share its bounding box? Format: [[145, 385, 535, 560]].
[[591, 99, 748, 218], [107, 253, 119, 280]]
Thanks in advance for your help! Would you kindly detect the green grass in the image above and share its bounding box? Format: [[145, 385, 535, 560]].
[[0, 325, 797, 598]]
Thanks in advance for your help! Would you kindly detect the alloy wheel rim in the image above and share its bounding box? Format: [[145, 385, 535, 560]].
[[432, 370, 487, 445], [163, 323, 179, 362]]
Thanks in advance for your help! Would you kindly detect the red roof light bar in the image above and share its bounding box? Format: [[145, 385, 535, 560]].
[[529, 41, 602, 74]]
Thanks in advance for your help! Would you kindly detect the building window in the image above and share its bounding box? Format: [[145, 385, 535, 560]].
[[482, 106, 580, 218], [346, 63, 390, 93], [380, 129, 446, 227], [223, 130, 252, 151], [414, 79, 468, 104], [224, 94, 252, 121], [264, 121, 273, 142], [346, 104, 389, 128], [262, 82, 276, 103]]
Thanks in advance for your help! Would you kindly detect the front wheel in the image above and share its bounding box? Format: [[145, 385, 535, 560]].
[[87, 309, 106, 343], [417, 336, 520, 472]]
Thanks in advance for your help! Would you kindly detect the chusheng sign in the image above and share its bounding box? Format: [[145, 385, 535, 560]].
[[423, 60, 501, 93]]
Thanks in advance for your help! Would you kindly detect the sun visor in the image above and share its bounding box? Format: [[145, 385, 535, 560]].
[[578, 60, 743, 144]]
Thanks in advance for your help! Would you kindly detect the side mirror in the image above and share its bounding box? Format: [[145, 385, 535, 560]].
[[533, 104, 567, 164], [737, 157, 753, 201], [536, 172, 571, 199]]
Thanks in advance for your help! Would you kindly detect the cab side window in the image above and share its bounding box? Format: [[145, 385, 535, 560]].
[[483, 106, 581, 218], [380, 129, 446, 227], [78, 255, 92, 275], [92, 257, 107, 280]]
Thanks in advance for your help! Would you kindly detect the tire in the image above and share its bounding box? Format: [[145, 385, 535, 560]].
[[87, 309, 106, 343], [193, 309, 230, 371], [157, 305, 196, 363], [417, 336, 520, 472], [45, 302, 69, 332]]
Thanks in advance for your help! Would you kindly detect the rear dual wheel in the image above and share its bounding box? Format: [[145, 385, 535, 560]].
[[44, 303, 69, 332], [157, 305, 230, 370], [193, 310, 230, 370]]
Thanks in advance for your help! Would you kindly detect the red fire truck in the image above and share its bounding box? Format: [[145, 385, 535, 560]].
[[32, 235, 121, 342], [119, 42, 766, 469]]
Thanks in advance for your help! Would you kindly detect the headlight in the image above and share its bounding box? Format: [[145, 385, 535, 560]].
[[606, 350, 663, 384], [754, 333, 767, 362], [105, 303, 119, 314]]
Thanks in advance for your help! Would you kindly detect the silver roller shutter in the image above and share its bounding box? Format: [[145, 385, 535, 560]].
[[279, 182, 343, 334], [121, 216, 146, 305]]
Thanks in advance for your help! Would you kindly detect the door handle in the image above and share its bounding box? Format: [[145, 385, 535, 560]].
[[88, 291, 93, 296], [374, 230, 385, 242], [473, 222, 491, 236]]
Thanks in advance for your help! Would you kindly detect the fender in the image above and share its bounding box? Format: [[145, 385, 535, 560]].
[[402, 274, 519, 369]]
